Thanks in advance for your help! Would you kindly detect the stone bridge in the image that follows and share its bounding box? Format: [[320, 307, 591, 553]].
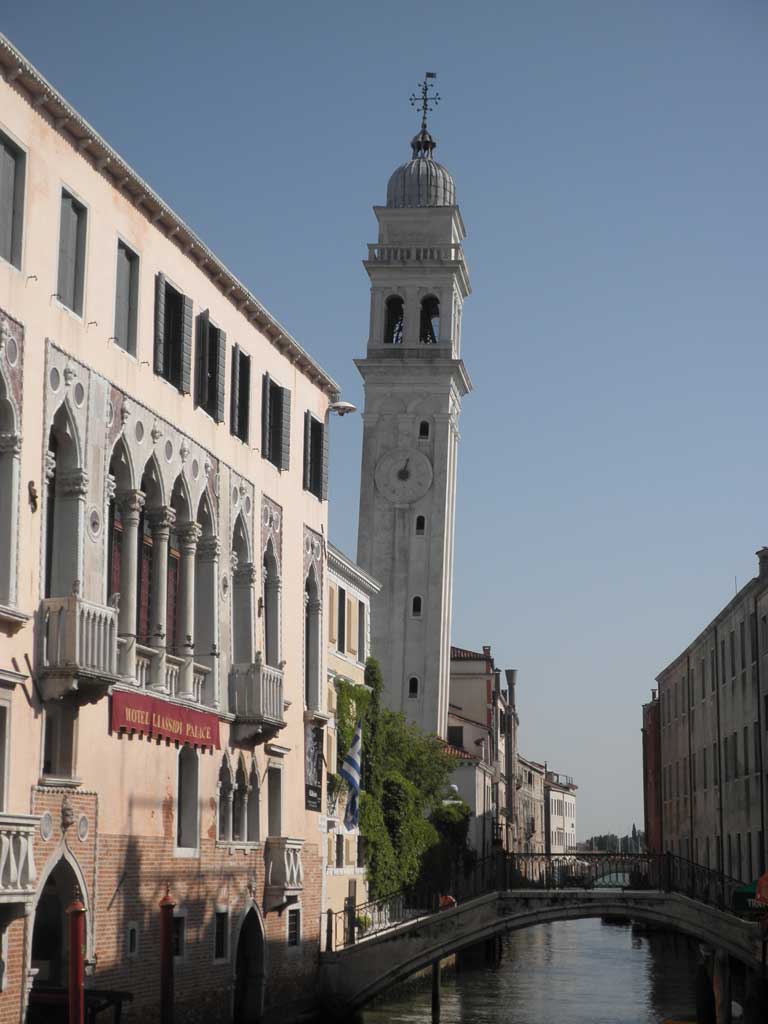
[[320, 887, 764, 1013]]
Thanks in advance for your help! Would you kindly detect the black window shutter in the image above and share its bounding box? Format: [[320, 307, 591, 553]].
[[153, 272, 166, 375], [303, 411, 311, 491], [321, 420, 329, 501], [261, 373, 271, 460], [0, 140, 15, 264], [230, 344, 240, 436], [180, 294, 193, 394], [279, 387, 291, 471], [215, 329, 227, 423], [195, 309, 209, 405], [57, 195, 77, 310]]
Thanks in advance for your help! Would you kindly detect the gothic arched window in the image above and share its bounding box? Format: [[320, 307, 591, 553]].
[[419, 295, 439, 345], [408, 676, 419, 698], [415, 515, 426, 536], [419, 420, 430, 439], [411, 596, 422, 618], [384, 295, 404, 345]]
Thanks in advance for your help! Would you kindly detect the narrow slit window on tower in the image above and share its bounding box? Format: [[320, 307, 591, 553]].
[[384, 295, 404, 345], [419, 295, 439, 344], [419, 420, 430, 439], [415, 515, 425, 536], [411, 596, 422, 618], [408, 676, 419, 699]]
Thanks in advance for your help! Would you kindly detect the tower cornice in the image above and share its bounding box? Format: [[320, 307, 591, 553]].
[[354, 351, 472, 397]]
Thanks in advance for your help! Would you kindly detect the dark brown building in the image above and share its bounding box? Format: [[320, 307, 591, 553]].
[[642, 691, 662, 853]]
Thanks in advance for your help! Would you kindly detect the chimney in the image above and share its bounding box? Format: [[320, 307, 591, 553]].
[[757, 547, 768, 580], [482, 645, 491, 658], [505, 669, 517, 706], [651, 688, 657, 701]]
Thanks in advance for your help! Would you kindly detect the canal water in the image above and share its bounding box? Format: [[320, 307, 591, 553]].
[[360, 919, 700, 1024]]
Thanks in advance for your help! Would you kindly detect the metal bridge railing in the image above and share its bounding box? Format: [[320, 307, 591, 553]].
[[327, 851, 752, 951]]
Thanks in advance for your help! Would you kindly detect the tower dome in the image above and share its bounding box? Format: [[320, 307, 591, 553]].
[[386, 128, 456, 209]]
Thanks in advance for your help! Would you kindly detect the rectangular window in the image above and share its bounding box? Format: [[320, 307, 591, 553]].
[[357, 600, 365, 662], [154, 273, 192, 392], [261, 374, 291, 470], [335, 832, 344, 869], [195, 310, 226, 421], [57, 189, 87, 315], [700, 658, 706, 701], [214, 911, 229, 961], [287, 907, 300, 946], [734, 731, 739, 779], [43, 702, 77, 779], [751, 612, 759, 663], [328, 584, 337, 644], [347, 597, 358, 659], [740, 621, 746, 670], [724, 737, 730, 782], [0, 130, 25, 268], [702, 746, 708, 790], [721, 640, 726, 685], [337, 587, 346, 654], [447, 725, 464, 748], [303, 412, 327, 499], [230, 345, 251, 442], [755, 723, 761, 775], [713, 742, 718, 786], [730, 630, 736, 678], [710, 649, 716, 692], [691, 752, 696, 792], [267, 766, 282, 837], [172, 916, 185, 959], [114, 240, 139, 355], [744, 726, 750, 777], [357, 835, 366, 869]]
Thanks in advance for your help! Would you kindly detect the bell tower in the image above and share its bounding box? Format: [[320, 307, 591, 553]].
[[356, 75, 471, 738]]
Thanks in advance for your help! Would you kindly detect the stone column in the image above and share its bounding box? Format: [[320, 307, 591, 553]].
[[233, 561, 257, 664], [177, 522, 202, 698], [196, 537, 220, 708], [147, 506, 175, 689], [264, 575, 281, 669], [305, 593, 322, 710], [115, 489, 145, 679]]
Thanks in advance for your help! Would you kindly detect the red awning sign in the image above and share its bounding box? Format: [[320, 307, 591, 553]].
[[111, 690, 220, 749]]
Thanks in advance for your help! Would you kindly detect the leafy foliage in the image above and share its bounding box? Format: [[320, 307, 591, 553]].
[[334, 658, 458, 897]]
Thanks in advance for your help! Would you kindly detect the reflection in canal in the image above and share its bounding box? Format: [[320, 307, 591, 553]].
[[361, 919, 700, 1024]]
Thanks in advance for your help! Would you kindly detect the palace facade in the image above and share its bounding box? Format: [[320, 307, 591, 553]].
[[0, 33, 346, 1024]]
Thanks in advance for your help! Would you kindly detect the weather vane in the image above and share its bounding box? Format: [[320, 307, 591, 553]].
[[410, 72, 440, 132]]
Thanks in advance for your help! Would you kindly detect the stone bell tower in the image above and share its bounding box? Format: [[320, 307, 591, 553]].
[[356, 75, 472, 738]]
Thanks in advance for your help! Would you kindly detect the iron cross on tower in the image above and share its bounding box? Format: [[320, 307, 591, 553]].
[[410, 72, 440, 132]]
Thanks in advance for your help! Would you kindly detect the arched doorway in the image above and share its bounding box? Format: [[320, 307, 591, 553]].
[[233, 907, 265, 1023], [30, 857, 83, 987]]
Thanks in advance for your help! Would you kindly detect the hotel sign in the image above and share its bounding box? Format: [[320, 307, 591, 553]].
[[111, 691, 220, 749]]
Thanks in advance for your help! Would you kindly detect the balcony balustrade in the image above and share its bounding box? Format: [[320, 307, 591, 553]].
[[230, 654, 285, 743], [39, 596, 120, 701], [264, 837, 303, 910], [366, 243, 464, 264], [0, 814, 39, 915]]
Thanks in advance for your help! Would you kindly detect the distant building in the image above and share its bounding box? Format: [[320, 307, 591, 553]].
[[544, 771, 578, 855], [642, 689, 663, 854], [516, 755, 545, 854], [447, 645, 511, 856], [324, 545, 380, 931], [649, 547, 768, 880]]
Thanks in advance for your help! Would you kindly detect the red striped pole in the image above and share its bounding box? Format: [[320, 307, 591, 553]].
[[66, 890, 86, 1024], [159, 885, 176, 1024]]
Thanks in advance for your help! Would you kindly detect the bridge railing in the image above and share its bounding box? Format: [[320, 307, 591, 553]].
[[329, 850, 751, 950]]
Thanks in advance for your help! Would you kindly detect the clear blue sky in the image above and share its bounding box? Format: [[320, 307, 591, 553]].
[[7, 1, 768, 837]]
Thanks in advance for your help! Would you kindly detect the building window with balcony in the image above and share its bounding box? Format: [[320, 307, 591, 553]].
[[154, 273, 192, 393], [113, 240, 139, 355], [57, 189, 87, 315], [177, 745, 199, 851], [195, 310, 226, 422], [303, 412, 327, 500], [0, 129, 25, 269], [232, 515, 255, 665], [230, 345, 251, 443], [261, 374, 291, 470]]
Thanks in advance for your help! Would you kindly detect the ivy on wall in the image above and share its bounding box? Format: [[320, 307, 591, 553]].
[[333, 658, 462, 898]]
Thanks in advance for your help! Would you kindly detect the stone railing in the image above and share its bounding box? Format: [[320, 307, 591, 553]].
[[39, 596, 119, 699], [230, 655, 285, 741], [264, 836, 304, 909], [164, 654, 182, 694], [367, 243, 464, 264], [135, 643, 154, 689], [0, 814, 38, 900]]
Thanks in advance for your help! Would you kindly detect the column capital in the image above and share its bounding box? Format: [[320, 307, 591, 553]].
[[198, 537, 221, 561], [177, 521, 203, 553], [116, 489, 146, 521], [233, 562, 257, 587], [0, 431, 21, 456], [58, 468, 89, 496], [147, 505, 176, 534]]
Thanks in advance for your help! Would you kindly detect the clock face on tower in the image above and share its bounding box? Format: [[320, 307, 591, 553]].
[[374, 448, 433, 505]]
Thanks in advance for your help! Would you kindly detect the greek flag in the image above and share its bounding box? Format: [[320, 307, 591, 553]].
[[340, 720, 362, 830]]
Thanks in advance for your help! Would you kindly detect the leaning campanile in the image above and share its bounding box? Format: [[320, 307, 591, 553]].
[[355, 74, 472, 738]]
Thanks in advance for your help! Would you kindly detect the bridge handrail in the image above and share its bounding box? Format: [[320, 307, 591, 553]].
[[329, 850, 755, 950]]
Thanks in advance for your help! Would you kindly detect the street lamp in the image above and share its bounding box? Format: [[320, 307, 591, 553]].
[[326, 400, 357, 420]]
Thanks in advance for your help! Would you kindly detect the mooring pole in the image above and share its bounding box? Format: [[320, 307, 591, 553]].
[[159, 885, 176, 1024], [431, 959, 441, 1021], [66, 889, 86, 1024]]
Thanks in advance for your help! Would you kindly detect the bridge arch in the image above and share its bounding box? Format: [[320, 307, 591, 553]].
[[322, 890, 762, 1013]]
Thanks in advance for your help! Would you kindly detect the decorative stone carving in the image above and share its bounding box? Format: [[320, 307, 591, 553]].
[[303, 524, 324, 589], [58, 468, 89, 497], [261, 495, 283, 567], [63, 366, 77, 388], [0, 432, 21, 455], [61, 796, 75, 832], [150, 421, 163, 445]]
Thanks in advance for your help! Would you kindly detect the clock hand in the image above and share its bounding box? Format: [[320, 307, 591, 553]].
[[397, 458, 410, 481]]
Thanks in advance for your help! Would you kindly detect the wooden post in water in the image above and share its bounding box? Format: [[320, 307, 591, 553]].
[[712, 950, 731, 1024], [431, 959, 441, 1022]]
